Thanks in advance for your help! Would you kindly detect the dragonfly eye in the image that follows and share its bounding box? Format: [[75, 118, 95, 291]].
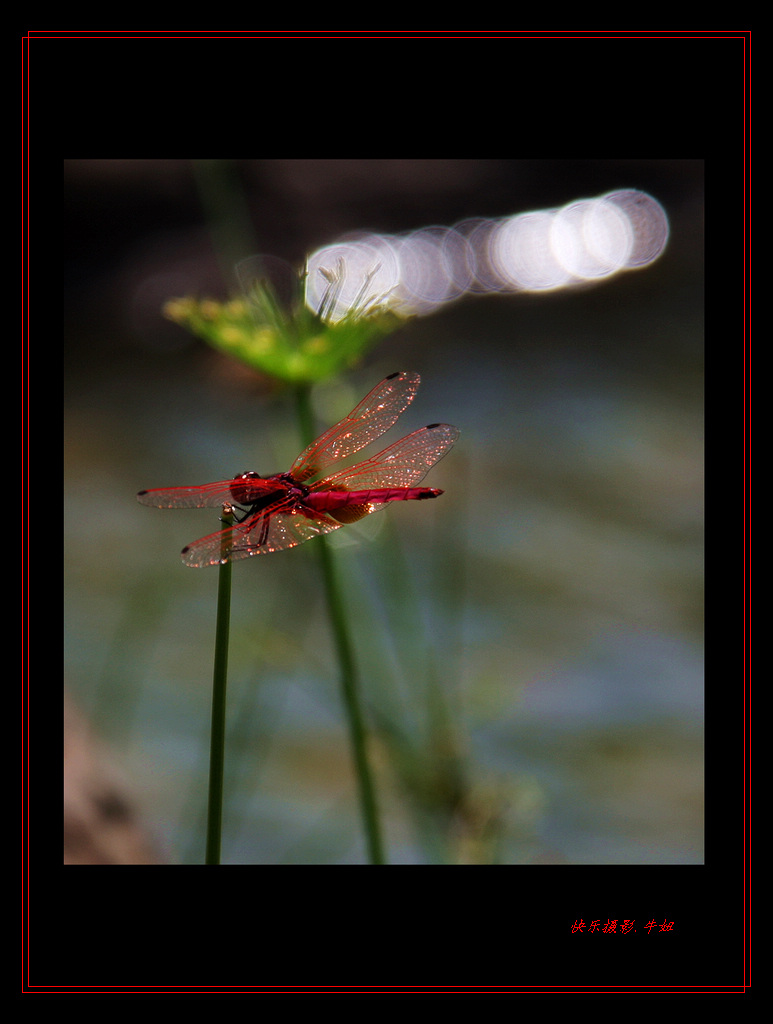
[[230, 471, 264, 505]]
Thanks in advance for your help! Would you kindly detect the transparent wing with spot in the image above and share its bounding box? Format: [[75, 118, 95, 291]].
[[138, 480, 243, 509], [180, 498, 346, 567], [314, 423, 460, 492], [290, 371, 421, 482]]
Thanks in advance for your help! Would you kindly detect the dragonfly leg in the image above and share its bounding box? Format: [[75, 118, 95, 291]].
[[222, 503, 250, 523]]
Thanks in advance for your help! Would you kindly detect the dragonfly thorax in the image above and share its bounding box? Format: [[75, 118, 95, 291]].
[[229, 470, 307, 509]]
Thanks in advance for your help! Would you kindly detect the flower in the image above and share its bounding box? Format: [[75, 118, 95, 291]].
[[164, 254, 404, 385]]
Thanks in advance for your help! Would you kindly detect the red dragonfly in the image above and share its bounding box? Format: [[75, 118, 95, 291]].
[[137, 371, 459, 567]]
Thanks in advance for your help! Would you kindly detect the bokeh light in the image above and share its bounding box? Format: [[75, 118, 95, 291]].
[[305, 190, 670, 320]]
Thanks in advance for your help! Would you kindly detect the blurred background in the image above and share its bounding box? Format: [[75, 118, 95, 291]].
[[63, 158, 704, 865]]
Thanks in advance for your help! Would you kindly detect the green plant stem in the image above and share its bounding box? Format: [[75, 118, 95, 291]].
[[294, 384, 386, 865], [205, 507, 234, 864]]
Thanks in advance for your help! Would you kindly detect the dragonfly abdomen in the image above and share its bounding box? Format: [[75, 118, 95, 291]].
[[306, 487, 442, 511]]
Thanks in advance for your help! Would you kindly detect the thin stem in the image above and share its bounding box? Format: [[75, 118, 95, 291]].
[[205, 506, 234, 865], [294, 384, 386, 865]]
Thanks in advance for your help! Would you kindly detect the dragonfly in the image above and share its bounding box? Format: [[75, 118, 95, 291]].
[[137, 371, 459, 567]]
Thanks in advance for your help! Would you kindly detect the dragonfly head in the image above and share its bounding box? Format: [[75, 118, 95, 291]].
[[230, 471, 263, 505]]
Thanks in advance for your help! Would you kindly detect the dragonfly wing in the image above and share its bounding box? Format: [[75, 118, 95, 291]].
[[289, 371, 421, 482], [316, 423, 460, 491], [137, 481, 242, 509], [137, 477, 280, 510], [180, 500, 344, 566]]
